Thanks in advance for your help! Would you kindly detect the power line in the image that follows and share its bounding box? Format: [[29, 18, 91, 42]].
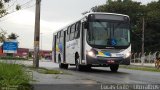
[[0, 1, 36, 21], [5, 0, 34, 10], [8, 3, 35, 14], [19, 0, 34, 8], [5, 0, 18, 10], [0, 0, 35, 18], [22, 3, 35, 10]]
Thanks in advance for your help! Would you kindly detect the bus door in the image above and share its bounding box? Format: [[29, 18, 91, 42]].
[[80, 22, 85, 64], [53, 35, 57, 63], [63, 31, 66, 63]]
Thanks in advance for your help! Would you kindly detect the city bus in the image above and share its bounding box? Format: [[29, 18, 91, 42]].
[[52, 12, 131, 72]]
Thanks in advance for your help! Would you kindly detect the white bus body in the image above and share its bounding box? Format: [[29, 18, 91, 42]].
[[52, 12, 131, 71]]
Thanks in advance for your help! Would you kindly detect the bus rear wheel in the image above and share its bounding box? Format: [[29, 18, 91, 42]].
[[63, 64, 68, 69], [59, 63, 68, 69], [59, 63, 63, 68], [58, 54, 68, 69], [110, 64, 119, 72]]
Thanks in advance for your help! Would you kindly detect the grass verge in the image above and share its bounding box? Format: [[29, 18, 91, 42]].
[[0, 56, 27, 60], [27, 66, 63, 74], [0, 62, 32, 89], [120, 65, 160, 72]]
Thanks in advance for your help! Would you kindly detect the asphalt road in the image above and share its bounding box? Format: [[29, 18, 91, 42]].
[[2, 60, 160, 90], [32, 60, 160, 90], [56, 67, 160, 84]]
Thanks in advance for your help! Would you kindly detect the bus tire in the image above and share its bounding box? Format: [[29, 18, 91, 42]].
[[59, 63, 68, 69], [59, 63, 64, 69], [76, 64, 84, 71], [75, 60, 82, 71], [85, 65, 91, 71], [58, 54, 64, 69], [75, 58, 84, 71], [63, 64, 68, 69], [110, 64, 119, 72]]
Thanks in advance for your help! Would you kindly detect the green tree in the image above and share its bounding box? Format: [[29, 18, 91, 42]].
[[0, 0, 21, 18], [6, 33, 19, 57], [8, 33, 19, 40], [0, 29, 7, 43], [144, 1, 160, 51]]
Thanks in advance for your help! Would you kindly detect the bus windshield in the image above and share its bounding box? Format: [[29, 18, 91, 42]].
[[87, 20, 130, 48]]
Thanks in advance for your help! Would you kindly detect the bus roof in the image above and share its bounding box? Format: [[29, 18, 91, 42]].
[[86, 12, 129, 17], [53, 12, 129, 35]]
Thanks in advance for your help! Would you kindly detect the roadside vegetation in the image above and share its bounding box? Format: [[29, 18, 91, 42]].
[[27, 66, 63, 74], [0, 62, 32, 89], [120, 65, 160, 72], [0, 56, 27, 60]]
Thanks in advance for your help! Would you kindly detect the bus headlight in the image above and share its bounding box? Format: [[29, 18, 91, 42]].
[[88, 51, 95, 57], [125, 52, 131, 58], [87, 49, 98, 57]]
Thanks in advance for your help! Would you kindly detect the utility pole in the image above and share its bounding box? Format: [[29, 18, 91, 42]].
[[40, 33, 42, 59], [40, 33, 43, 51], [142, 17, 145, 56], [33, 0, 41, 68]]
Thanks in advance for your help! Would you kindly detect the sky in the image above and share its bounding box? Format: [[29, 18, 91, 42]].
[[0, 0, 158, 50]]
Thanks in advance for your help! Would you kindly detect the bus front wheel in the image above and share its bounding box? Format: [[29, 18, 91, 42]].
[[75, 58, 85, 71], [110, 64, 119, 72], [75, 60, 83, 71], [75, 53, 83, 71]]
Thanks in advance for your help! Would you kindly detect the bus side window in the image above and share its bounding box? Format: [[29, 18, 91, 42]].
[[60, 30, 63, 43], [56, 32, 60, 43], [75, 21, 80, 39], [59, 31, 61, 42], [56, 33, 58, 39], [66, 27, 70, 41], [70, 24, 75, 40], [55, 35, 57, 44]]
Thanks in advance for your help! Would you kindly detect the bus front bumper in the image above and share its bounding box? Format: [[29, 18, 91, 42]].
[[86, 55, 130, 65]]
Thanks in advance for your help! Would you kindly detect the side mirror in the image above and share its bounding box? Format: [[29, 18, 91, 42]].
[[84, 21, 89, 29]]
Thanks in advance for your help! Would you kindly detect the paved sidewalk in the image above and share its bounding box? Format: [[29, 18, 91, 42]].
[[131, 63, 155, 67], [0, 60, 58, 68]]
